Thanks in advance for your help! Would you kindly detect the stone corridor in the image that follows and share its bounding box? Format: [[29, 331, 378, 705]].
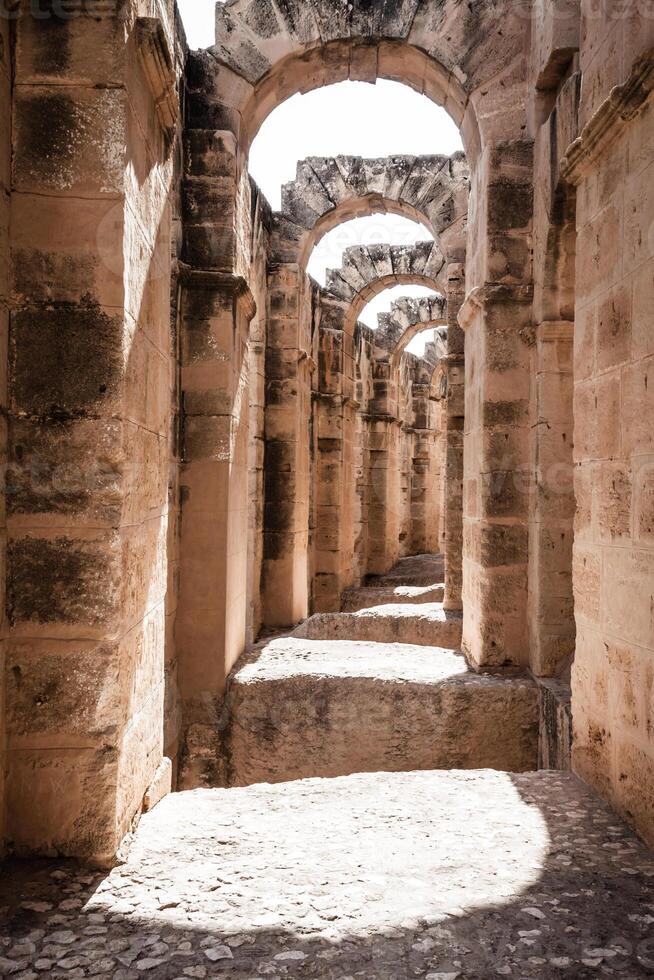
[[2, 556, 653, 978], [213, 555, 538, 788], [1, 771, 654, 978], [2, 1, 654, 977]]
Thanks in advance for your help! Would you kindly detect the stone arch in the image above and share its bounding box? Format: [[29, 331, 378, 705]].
[[425, 341, 449, 402], [365, 296, 448, 421], [324, 241, 448, 335], [273, 153, 469, 267], [377, 296, 448, 372], [202, 0, 533, 159]]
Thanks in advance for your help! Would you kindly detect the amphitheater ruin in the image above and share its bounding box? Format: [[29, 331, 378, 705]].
[[0, 0, 653, 975]]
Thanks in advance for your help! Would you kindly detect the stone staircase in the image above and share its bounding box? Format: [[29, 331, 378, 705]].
[[341, 553, 446, 610], [219, 555, 540, 786]]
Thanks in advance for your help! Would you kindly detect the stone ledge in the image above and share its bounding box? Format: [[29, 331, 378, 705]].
[[561, 46, 654, 183], [294, 603, 463, 649], [136, 17, 180, 136], [457, 282, 534, 331], [341, 583, 445, 612]]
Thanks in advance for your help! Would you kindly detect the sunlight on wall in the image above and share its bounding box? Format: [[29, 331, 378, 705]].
[[250, 80, 464, 210]]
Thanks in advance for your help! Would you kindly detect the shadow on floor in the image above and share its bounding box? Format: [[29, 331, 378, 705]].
[[1, 770, 654, 978]]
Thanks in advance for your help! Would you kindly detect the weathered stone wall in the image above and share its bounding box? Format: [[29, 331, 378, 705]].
[[246, 186, 271, 643], [0, 8, 11, 856], [5, 1, 185, 864], [5, 0, 654, 861], [411, 350, 447, 557], [566, 9, 654, 845], [527, 5, 579, 685], [177, 52, 272, 787]]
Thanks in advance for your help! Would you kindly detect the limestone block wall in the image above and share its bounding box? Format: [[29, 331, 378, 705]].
[[177, 51, 270, 786], [528, 26, 579, 683], [565, 10, 654, 845], [410, 351, 447, 557], [246, 186, 272, 643], [460, 141, 535, 670], [443, 263, 466, 611], [5, 1, 185, 863], [0, 10, 11, 855]]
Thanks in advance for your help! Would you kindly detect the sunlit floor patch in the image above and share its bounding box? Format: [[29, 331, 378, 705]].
[[2, 770, 654, 977]]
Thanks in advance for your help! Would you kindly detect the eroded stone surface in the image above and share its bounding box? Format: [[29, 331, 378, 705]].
[[1, 771, 654, 978], [223, 637, 538, 784], [341, 583, 445, 612], [366, 553, 446, 588], [294, 604, 463, 649]]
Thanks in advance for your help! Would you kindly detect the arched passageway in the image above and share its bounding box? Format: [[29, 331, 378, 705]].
[[6, 0, 654, 896], [177, 0, 536, 790], [249, 154, 468, 622]]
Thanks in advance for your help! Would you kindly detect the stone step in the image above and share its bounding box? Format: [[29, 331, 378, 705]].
[[294, 603, 463, 649], [341, 583, 445, 611], [222, 637, 539, 786], [366, 552, 444, 588]]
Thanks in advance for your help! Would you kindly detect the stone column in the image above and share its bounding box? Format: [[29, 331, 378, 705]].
[[363, 351, 402, 575], [262, 265, 311, 626], [177, 80, 258, 783], [459, 139, 534, 670], [460, 285, 533, 669], [5, 7, 182, 862], [313, 300, 358, 611], [0, 8, 10, 855], [177, 273, 255, 787], [529, 321, 575, 676], [409, 383, 435, 555], [443, 264, 466, 610]]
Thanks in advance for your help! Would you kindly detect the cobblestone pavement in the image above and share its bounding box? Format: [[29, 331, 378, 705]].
[[1, 770, 654, 979]]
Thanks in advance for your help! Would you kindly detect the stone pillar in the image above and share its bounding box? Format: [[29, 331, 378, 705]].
[[0, 9, 11, 855], [262, 265, 311, 626], [460, 285, 533, 669], [363, 351, 401, 575], [399, 426, 411, 558], [177, 273, 255, 787], [528, 321, 575, 676], [459, 139, 534, 670], [409, 383, 436, 555], [443, 264, 466, 610], [177, 77, 258, 783], [366, 418, 402, 575], [313, 392, 358, 611], [443, 368, 465, 609], [246, 315, 266, 643], [313, 301, 358, 611], [5, 7, 182, 862]]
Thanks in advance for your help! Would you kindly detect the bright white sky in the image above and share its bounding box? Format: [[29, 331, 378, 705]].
[[177, 0, 216, 49], [176, 1, 460, 354]]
